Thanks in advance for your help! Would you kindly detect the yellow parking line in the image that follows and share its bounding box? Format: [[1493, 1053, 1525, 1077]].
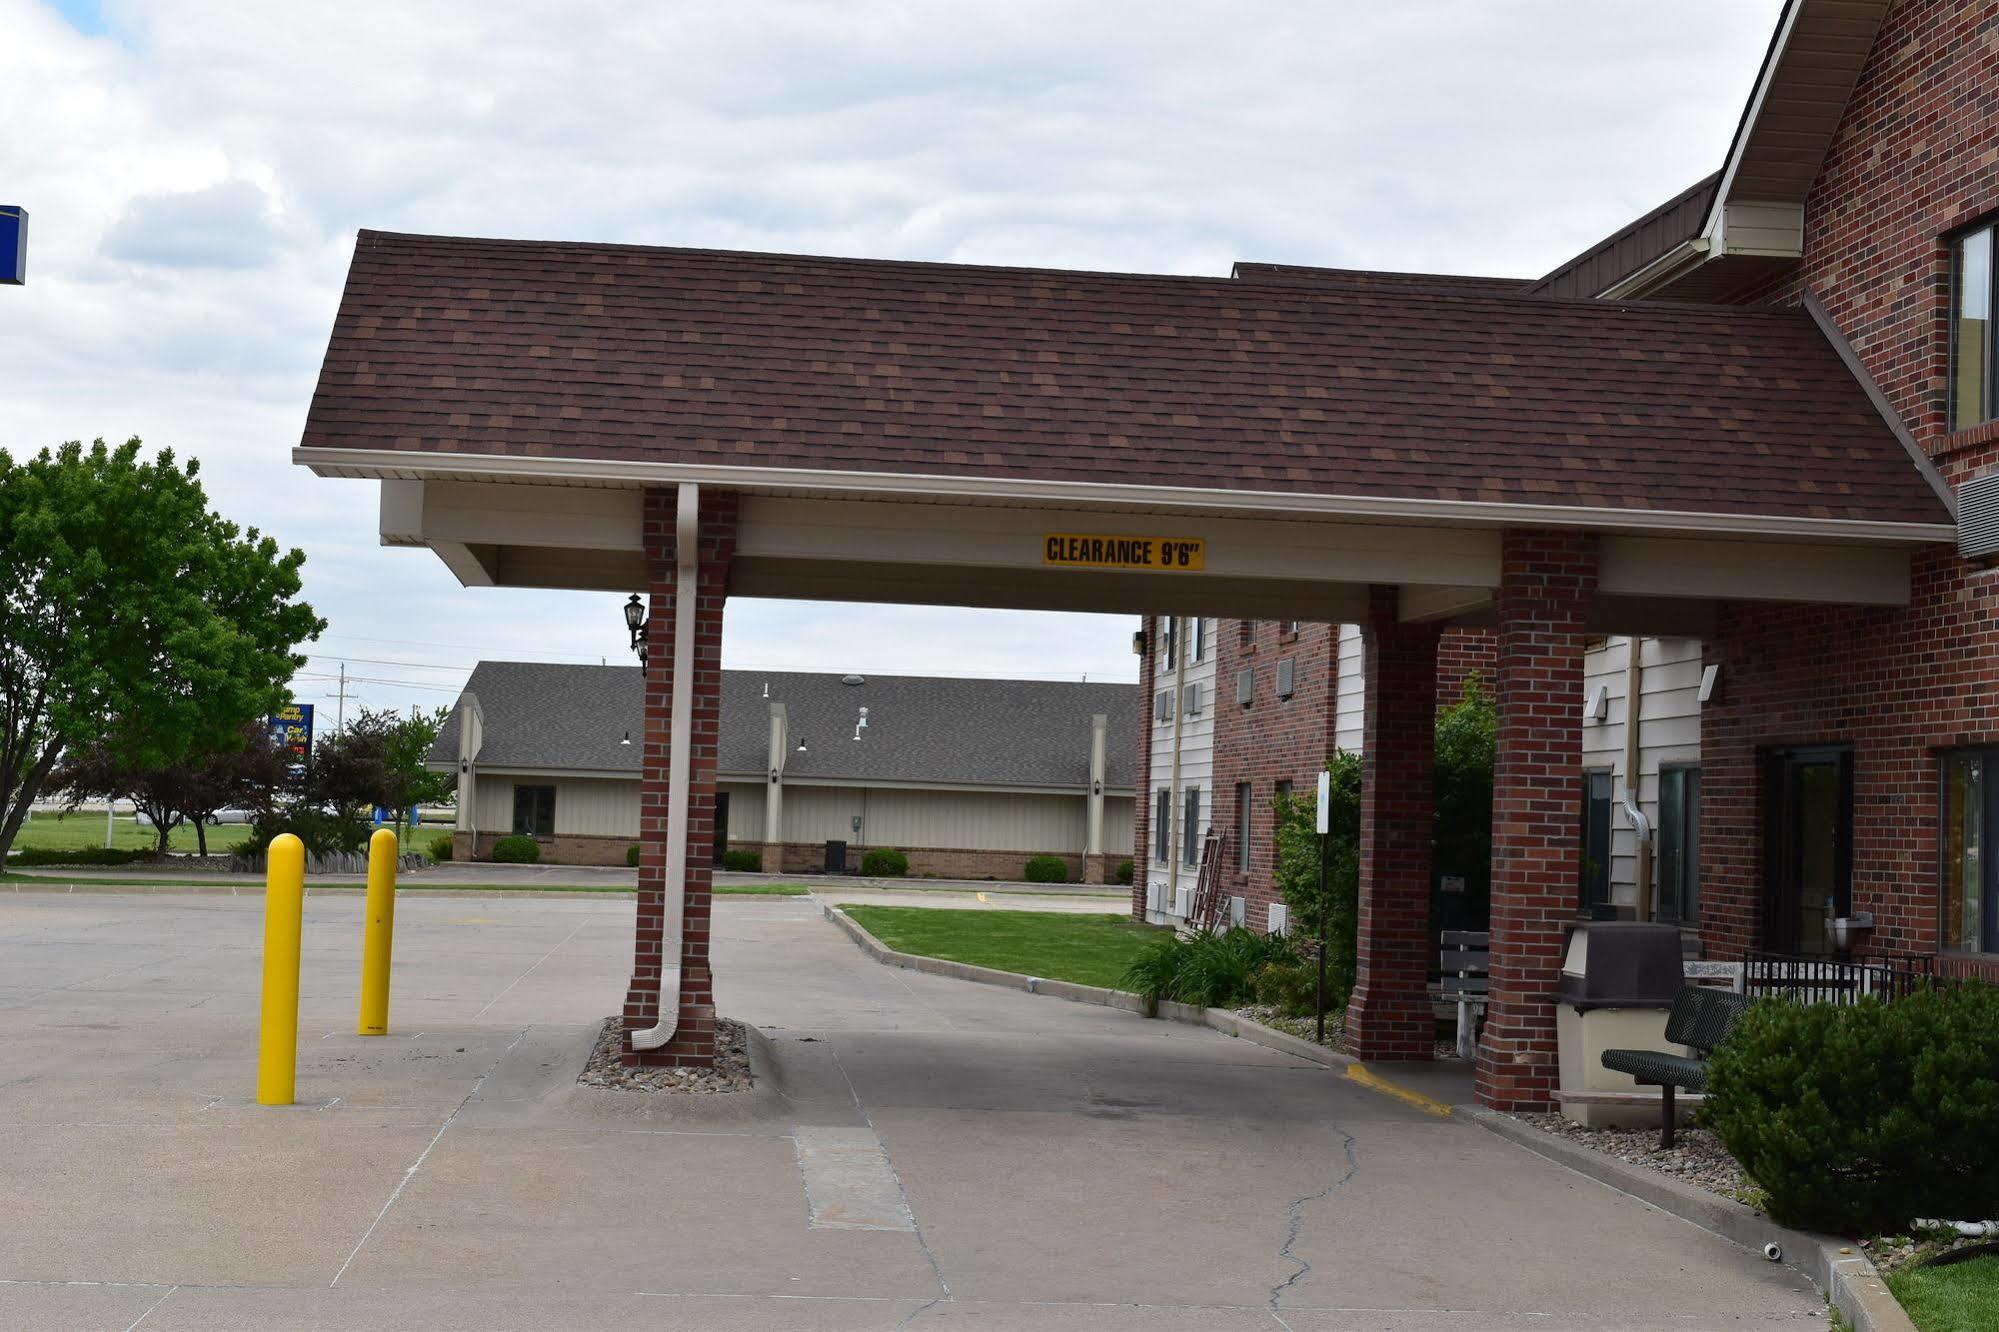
[[1345, 1062, 1454, 1117]]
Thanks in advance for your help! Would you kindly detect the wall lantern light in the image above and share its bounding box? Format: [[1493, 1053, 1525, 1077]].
[[622, 594, 649, 665]]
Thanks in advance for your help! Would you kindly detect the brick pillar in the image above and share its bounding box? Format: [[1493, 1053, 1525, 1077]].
[[1475, 530, 1597, 1110], [623, 487, 738, 1067], [1346, 587, 1441, 1062]]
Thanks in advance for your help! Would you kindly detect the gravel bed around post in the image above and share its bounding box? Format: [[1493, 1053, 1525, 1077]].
[[577, 1016, 754, 1093], [1511, 1112, 1759, 1205]]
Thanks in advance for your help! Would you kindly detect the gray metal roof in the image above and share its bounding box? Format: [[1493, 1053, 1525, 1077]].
[[430, 661, 1136, 792]]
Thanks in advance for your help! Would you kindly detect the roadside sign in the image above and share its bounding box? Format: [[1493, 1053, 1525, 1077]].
[[0, 207, 25, 285], [1042, 533, 1205, 571], [1315, 769, 1331, 834], [268, 703, 314, 769]]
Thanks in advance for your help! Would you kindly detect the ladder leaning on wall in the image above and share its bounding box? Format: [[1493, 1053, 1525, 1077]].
[[1187, 830, 1228, 934]]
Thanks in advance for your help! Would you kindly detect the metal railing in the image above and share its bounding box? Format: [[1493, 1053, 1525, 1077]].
[[1740, 949, 1934, 1005]]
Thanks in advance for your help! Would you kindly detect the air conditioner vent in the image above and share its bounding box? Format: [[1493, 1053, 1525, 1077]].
[[1960, 473, 1999, 560]]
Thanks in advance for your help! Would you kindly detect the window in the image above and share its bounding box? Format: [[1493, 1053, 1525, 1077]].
[[1236, 782, 1253, 872], [1281, 620, 1300, 637], [512, 784, 556, 838], [1943, 750, 1998, 953], [1160, 616, 1177, 669], [1191, 618, 1207, 663], [1238, 620, 1255, 650], [1954, 222, 1996, 430], [1154, 789, 1172, 863], [1657, 766, 1701, 924], [1183, 786, 1202, 867], [1579, 771, 1613, 909], [1273, 779, 1292, 864]]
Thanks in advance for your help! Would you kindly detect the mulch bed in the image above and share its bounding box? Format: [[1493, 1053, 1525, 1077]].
[[577, 1016, 754, 1094]]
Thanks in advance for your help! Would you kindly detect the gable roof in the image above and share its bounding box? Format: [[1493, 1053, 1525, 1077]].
[[299, 229, 1949, 531], [429, 661, 1136, 792]]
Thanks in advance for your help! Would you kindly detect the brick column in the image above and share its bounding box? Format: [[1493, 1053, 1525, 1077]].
[[1346, 587, 1442, 1062], [623, 487, 738, 1067], [1475, 530, 1597, 1110]]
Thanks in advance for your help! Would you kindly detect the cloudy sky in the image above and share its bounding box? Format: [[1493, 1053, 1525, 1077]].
[[1, 0, 1780, 722]]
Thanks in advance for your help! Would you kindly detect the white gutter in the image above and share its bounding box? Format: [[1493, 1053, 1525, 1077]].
[[292, 446, 1960, 546], [630, 483, 700, 1052]]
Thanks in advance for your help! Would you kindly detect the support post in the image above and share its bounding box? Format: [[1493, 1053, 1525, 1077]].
[[358, 827, 397, 1036], [258, 833, 305, 1106], [1345, 587, 1441, 1062]]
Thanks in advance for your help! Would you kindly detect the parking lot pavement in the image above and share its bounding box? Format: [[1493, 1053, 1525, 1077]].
[[0, 891, 1822, 1329]]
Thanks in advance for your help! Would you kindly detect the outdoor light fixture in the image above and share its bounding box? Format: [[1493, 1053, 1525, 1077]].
[[795, 736, 808, 754], [622, 594, 649, 665], [620, 731, 633, 746], [769, 767, 780, 784]]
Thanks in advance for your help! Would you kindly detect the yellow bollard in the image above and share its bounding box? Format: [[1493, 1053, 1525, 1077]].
[[257, 833, 306, 1105], [357, 828, 398, 1035]]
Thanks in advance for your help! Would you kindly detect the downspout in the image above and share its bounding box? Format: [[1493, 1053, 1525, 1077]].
[[1167, 618, 1188, 915], [631, 483, 700, 1052], [1087, 712, 1107, 877], [1621, 637, 1655, 920]]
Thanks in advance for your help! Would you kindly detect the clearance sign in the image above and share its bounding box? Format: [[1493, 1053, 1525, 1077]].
[[1043, 533, 1206, 572]]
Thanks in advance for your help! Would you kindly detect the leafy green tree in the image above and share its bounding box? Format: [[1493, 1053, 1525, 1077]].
[[52, 721, 290, 856], [1433, 674, 1496, 931], [0, 440, 322, 862], [1271, 750, 1362, 1010], [251, 707, 452, 856]]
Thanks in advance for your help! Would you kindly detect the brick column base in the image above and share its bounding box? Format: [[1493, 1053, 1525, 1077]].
[[1475, 530, 1597, 1110], [1346, 587, 1441, 1062], [623, 487, 738, 1068]]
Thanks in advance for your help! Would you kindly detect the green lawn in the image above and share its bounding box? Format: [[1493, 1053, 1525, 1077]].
[[715, 882, 811, 896], [1889, 1255, 1999, 1331], [840, 905, 1166, 990], [9, 814, 251, 856]]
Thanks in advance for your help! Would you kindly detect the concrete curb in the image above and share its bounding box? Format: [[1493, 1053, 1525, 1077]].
[[1464, 1107, 1912, 1332], [822, 904, 1362, 1081]]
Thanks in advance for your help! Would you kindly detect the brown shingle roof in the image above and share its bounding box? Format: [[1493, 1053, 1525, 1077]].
[[300, 230, 1950, 528]]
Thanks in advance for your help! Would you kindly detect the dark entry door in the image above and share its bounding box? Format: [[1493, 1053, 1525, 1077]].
[[712, 791, 730, 865], [1763, 747, 1853, 954]]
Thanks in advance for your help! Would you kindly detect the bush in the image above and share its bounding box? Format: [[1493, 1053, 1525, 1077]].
[[1023, 854, 1069, 884], [861, 847, 908, 877], [1705, 984, 1999, 1235], [1272, 752, 1362, 1005], [1251, 960, 1321, 1018], [428, 834, 454, 862], [720, 848, 762, 872], [1119, 927, 1301, 1009], [490, 835, 541, 864], [1114, 858, 1133, 885], [627, 844, 642, 868], [6, 845, 156, 867]]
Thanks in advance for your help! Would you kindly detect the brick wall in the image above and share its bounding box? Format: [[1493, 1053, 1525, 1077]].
[[622, 487, 737, 1068], [1697, 0, 1999, 966], [1437, 628, 1497, 706], [738, 840, 1116, 884], [455, 830, 632, 867], [1476, 531, 1596, 1112]]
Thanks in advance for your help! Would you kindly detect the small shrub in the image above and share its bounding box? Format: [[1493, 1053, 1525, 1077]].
[[1023, 854, 1069, 884], [861, 847, 908, 877], [626, 844, 642, 868], [1114, 858, 1133, 885], [6, 845, 155, 867], [490, 835, 541, 864], [428, 834, 454, 862], [1251, 960, 1321, 1017], [1119, 928, 1300, 1009], [1705, 983, 1999, 1235], [720, 848, 762, 872]]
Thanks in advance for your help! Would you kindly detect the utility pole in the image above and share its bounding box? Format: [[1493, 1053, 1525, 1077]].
[[105, 798, 115, 850], [337, 662, 347, 730]]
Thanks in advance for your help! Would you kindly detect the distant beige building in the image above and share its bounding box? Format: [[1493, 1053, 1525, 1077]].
[[432, 662, 1136, 880]]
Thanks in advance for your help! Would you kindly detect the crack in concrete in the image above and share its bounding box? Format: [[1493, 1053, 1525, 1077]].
[[1267, 1117, 1358, 1310]]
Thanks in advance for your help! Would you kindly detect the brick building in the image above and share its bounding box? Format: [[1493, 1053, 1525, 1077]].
[[297, 0, 1983, 1108]]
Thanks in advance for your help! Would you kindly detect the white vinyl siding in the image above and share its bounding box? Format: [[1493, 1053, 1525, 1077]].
[[475, 775, 638, 838], [1580, 636, 1704, 912], [1334, 623, 1364, 753]]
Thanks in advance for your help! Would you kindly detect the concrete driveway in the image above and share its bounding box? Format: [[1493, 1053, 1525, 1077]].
[[0, 891, 1820, 1330]]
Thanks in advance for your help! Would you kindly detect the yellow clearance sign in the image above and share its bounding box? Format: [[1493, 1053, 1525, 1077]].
[[1043, 533, 1206, 572]]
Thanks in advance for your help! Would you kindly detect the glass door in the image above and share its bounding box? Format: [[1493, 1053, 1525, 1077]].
[[1763, 747, 1853, 954]]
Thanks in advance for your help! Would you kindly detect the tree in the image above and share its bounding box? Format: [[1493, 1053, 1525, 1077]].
[[0, 439, 322, 862], [1433, 674, 1496, 932], [52, 721, 291, 856], [1271, 750, 1363, 1010], [251, 707, 453, 857]]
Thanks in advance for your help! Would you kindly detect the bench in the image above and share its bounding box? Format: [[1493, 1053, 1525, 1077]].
[[1601, 985, 1750, 1149], [1439, 930, 1488, 1060]]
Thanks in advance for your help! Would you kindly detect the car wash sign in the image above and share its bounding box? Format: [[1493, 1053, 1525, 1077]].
[[1043, 533, 1205, 572], [0, 207, 25, 285], [267, 702, 314, 768]]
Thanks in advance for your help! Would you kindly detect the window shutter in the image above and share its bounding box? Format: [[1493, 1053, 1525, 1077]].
[[1183, 681, 1202, 716], [1156, 688, 1174, 722], [1237, 668, 1254, 706], [1276, 658, 1296, 698]]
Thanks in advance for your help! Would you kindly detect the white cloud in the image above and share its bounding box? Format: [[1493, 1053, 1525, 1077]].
[[0, 0, 1784, 718]]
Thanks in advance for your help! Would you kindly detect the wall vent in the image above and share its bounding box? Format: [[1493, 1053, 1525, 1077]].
[[1959, 472, 1999, 559]]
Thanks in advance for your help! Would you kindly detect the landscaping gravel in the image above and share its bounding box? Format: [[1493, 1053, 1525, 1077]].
[[577, 1015, 754, 1094], [1512, 1112, 1760, 1205]]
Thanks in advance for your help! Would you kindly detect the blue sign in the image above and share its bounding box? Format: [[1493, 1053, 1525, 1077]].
[[268, 702, 314, 767], [0, 207, 24, 285]]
